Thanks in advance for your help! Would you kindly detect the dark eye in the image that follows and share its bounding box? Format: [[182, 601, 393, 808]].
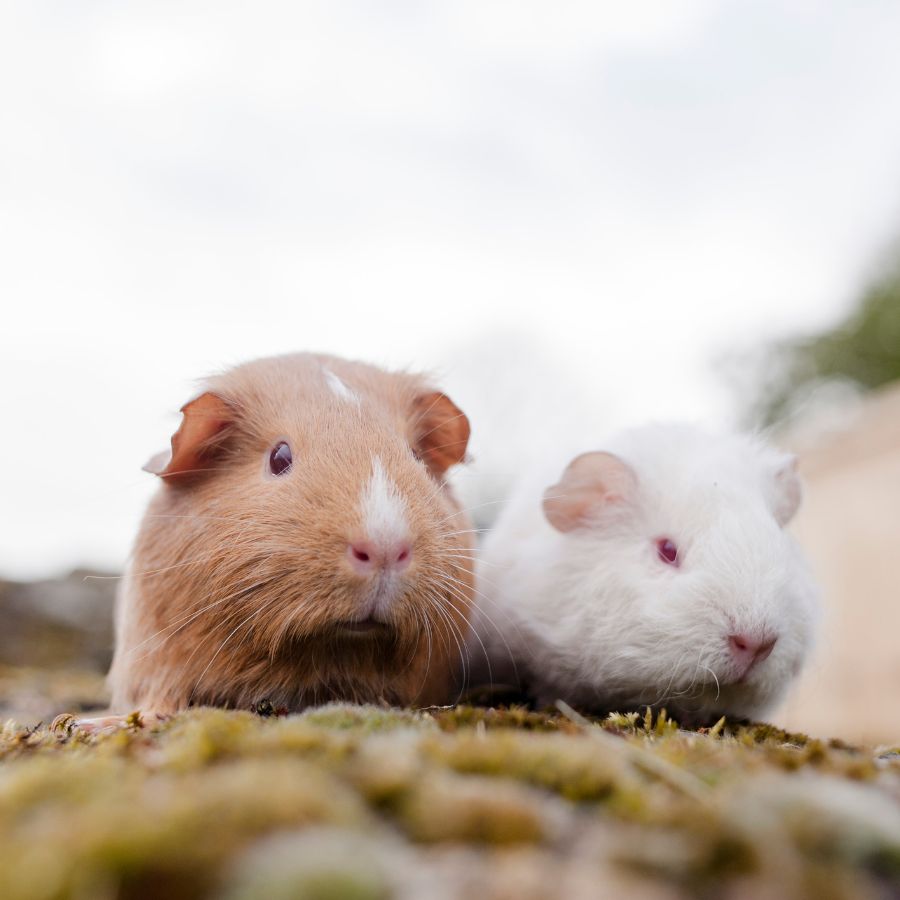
[[656, 538, 679, 566], [268, 441, 293, 476]]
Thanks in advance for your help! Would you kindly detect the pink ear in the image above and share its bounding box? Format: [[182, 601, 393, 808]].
[[771, 455, 802, 526], [411, 391, 471, 477], [542, 451, 637, 533], [143, 392, 234, 481]]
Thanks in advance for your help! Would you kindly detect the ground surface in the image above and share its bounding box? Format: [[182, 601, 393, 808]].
[[1, 576, 899, 899], [1, 678, 899, 900]]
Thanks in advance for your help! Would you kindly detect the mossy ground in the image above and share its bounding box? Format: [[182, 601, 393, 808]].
[[0, 673, 898, 900]]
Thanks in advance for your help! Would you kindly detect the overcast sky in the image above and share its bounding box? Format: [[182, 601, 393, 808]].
[[3, 1, 900, 578]]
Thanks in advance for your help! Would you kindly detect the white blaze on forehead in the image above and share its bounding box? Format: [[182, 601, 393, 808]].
[[324, 368, 358, 403], [361, 457, 410, 546]]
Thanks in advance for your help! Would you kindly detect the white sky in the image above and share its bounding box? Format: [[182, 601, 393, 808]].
[[3, 1, 900, 578]]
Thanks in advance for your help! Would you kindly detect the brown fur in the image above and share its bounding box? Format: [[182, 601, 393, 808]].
[[108, 353, 475, 714]]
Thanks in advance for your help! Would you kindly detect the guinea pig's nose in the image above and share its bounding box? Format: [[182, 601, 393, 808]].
[[347, 539, 413, 575], [728, 633, 778, 672]]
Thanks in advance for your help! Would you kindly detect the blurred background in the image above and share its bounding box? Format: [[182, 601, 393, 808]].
[[2, 1, 899, 742]]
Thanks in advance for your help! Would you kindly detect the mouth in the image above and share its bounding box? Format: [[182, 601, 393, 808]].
[[727, 660, 764, 686], [333, 617, 392, 638], [720, 665, 766, 688]]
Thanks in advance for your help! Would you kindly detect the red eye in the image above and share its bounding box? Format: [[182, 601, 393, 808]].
[[656, 538, 679, 566], [268, 441, 293, 476]]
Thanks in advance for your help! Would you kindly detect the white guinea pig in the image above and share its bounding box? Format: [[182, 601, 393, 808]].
[[470, 423, 821, 723]]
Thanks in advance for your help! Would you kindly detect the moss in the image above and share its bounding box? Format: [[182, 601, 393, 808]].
[[298, 704, 431, 734], [869, 844, 900, 882], [345, 735, 423, 809], [398, 774, 548, 845], [731, 721, 812, 748], [430, 704, 571, 733], [603, 710, 643, 733], [0, 684, 897, 899], [0, 755, 371, 900], [224, 865, 389, 900], [422, 730, 628, 803]]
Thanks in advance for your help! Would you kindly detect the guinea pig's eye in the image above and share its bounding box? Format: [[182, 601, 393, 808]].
[[268, 441, 293, 476], [656, 538, 679, 566]]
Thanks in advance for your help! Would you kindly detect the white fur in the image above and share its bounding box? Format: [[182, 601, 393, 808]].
[[470, 424, 821, 722], [361, 457, 410, 548], [324, 368, 358, 404]]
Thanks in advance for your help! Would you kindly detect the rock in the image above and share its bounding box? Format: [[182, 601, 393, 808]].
[[0, 569, 115, 671]]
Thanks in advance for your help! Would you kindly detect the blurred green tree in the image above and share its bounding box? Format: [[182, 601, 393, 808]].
[[741, 258, 900, 427]]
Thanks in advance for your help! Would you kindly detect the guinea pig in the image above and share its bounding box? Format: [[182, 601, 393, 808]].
[[468, 423, 821, 724], [106, 353, 475, 716]]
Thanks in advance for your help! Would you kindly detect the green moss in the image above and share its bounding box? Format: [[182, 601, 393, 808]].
[[0, 755, 370, 900], [431, 704, 571, 733], [398, 774, 547, 845], [298, 704, 430, 733], [422, 730, 628, 803], [0, 686, 897, 900], [731, 721, 811, 747]]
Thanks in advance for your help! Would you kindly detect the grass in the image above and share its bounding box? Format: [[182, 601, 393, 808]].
[[0, 685, 898, 900]]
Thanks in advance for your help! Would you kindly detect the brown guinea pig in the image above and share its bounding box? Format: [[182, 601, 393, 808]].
[[107, 352, 475, 715]]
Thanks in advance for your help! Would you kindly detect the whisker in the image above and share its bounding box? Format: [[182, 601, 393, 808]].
[[415, 410, 468, 444], [434, 497, 510, 527], [429, 576, 508, 688], [143, 513, 254, 524], [187, 590, 284, 706], [87, 553, 228, 583], [167, 572, 285, 687], [435, 566, 527, 645], [700, 665, 721, 702], [421, 589, 470, 696], [436, 527, 490, 540]]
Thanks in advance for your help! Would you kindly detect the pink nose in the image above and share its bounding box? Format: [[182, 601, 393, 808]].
[[728, 633, 777, 674], [347, 539, 412, 575]]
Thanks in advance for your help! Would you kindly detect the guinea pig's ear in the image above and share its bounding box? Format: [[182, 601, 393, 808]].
[[411, 391, 471, 477], [543, 451, 637, 533], [143, 392, 235, 481], [770, 454, 802, 526]]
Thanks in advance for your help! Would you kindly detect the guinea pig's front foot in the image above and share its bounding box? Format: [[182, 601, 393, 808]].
[[51, 710, 169, 737]]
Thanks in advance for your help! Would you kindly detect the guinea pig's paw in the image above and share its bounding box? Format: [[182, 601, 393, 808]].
[[51, 711, 168, 737]]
